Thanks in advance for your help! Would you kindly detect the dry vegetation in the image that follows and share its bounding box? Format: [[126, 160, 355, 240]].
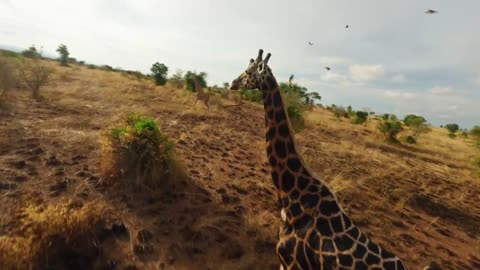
[[1, 54, 480, 269]]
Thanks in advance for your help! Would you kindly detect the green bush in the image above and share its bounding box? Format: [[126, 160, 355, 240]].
[[150, 62, 169, 86], [239, 89, 262, 103], [470, 126, 480, 138], [21, 45, 41, 59], [101, 113, 176, 189], [378, 114, 403, 143], [403, 135, 417, 144], [403, 114, 431, 140], [353, 111, 368, 124], [445, 123, 459, 133]]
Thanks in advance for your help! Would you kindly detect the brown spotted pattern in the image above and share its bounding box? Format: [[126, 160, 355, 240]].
[[230, 49, 410, 270]]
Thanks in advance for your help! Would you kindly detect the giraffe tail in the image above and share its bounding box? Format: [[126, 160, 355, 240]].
[[422, 261, 441, 270]]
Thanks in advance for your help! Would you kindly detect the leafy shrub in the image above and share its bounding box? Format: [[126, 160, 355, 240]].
[[100, 113, 176, 189], [403, 135, 417, 144], [239, 89, 262, 103], [353, 111, 368, 124], [0, 49, 20, 58], [150, 62, 169, 86], [87, 64, 97, 69], [378, 114, 403, 143], [403, 114, 431, 140], [56, 44, 69, 66], [21, 45, 41, 59], [17, 60, 53, 100], [445, 123, 459, 132], [470, 126, 480, 138], [101, 65, 113, 71], [184, 71, 207, 91]]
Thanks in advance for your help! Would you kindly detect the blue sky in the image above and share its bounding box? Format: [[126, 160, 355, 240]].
[[1, 0, 479, 128]]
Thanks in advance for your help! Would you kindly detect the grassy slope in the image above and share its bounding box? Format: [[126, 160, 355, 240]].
[[0, 58, 479, 269]]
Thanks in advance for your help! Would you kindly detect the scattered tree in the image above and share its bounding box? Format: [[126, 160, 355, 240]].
[[378, 114, 403, 143], [21, 45, 41, 59], [470, 126, 480, 138], [445, 123, 459, 138], [17, 60, 53, 100], [403, 114, 431, 142], [56, 44, 70, 66], [353, 111, 368, 124], [223, 82, 230, 89], [150, 62, 169, 86]]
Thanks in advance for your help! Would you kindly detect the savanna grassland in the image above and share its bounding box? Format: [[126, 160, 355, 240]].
[[1, 54, 480, 270]]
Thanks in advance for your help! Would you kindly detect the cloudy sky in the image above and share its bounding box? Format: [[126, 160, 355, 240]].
[[1, 0, 479, 128]]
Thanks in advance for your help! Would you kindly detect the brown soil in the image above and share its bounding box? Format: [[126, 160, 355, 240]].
[[1, 61, 480, 270]]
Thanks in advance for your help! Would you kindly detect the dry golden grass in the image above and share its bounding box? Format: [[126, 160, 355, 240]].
[[0, 200, 111, 270]]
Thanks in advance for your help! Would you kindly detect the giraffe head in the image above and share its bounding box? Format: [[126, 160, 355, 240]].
[[230, 49, 277, 92]]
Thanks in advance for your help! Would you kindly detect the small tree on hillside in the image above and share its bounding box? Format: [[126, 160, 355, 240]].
[[56, 44, 70, 66], [470, 126, 480, 139], [21, 45, 41, 59], [445, 123, 459, 138], [18, 60, 53, 100], [378, 114, 403, 143], [353, 111, 368, 124], [151, 62, 169, 86], [184, 71, 207, 91], [403, 114, 431, 143]]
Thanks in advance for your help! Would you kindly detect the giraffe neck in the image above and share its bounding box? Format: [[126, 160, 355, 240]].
[[261, 76, 313, 199], [194, 79, 204, 94]]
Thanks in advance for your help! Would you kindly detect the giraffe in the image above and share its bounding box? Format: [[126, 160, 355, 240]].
[[230, 49, 437, 270], [193, 77, 210, 111]]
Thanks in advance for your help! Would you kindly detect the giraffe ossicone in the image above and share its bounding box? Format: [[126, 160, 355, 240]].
[[230, 49, 438, 270]]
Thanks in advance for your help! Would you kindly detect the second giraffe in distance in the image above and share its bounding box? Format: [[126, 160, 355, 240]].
[[230, 49, 435, 270], [193, 77, 210, 111]]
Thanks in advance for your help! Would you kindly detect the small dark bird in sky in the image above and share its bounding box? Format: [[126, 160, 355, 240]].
[[346, 25, 349, 28], [308, 42, 313, 46], [325, 67, 331, 71], [288, 74, 294, 88], [425, 10, 438, 14]]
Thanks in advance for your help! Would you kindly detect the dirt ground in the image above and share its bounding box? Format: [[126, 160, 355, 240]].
[[1, 61, 480, 270]]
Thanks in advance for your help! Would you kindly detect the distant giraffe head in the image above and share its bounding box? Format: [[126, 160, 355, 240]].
[[230, 49, 277, 92]]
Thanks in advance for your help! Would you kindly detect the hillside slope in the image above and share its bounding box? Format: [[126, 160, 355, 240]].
[[1, 60, 480, 269]]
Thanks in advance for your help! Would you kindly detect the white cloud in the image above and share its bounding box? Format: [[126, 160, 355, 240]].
[[391, 74, 406, 83], [349, 64, 385, 82], [430, 86, 452, 95], [383, 90, 416, 100], [321, 72, 348, 83], [319, 56, 352, 66]]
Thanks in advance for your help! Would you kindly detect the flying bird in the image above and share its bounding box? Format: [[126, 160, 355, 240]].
[[425, 10, 438, 14], [308, 42, 313, 46], [325, 67, 331, 71], [288, 74, 294, 88]]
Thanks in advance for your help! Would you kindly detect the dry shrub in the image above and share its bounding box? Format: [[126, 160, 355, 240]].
[[100, 113, 178, 189], [0, 201, 110, 270], [17, 59, 53, 99], [0, 56, 17, 106]]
